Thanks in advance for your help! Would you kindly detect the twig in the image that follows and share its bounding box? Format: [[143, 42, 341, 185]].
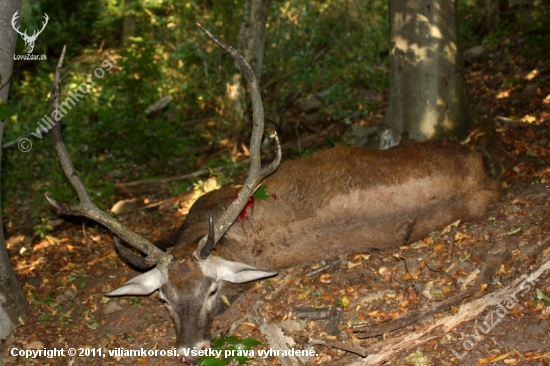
[[448, 224, 457, 264], [321, 354, 360, 366], [82, 219, 92, 252], [115, 197, 178, 215], [0, 71, 14, 92], [2, 133, 32, 149], [295, 307, 331, 319], [310, 339, 368, 357], [305, 259, 342, 277], [114, 160, 249, 196]]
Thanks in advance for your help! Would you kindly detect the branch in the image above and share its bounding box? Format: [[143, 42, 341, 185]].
[[347, 258, 550, 365], [0, 71, 14, 92], [354, 249, 512, 338]]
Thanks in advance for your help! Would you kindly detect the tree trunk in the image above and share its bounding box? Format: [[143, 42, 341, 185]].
[[380, 0, 470, 148], [122, 0, 137, 45], [227, 0, 270, 122], [485, 0, 500, 33], [0, 0, 27, 341]]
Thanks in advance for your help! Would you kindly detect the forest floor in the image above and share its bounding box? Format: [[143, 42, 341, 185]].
[[2, 35, 550, 366]]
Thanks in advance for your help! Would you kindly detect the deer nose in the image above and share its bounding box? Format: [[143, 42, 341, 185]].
[[179, 341, 211, 364]]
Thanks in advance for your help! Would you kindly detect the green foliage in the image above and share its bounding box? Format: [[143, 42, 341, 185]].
[[31, 292, 64, 325], [458, 0, 496, 48], [85, 310, 99, 329], [33, 217, 53, 238], [198, 335, 262, 366], [31, 292, 56, 307], [29, 0, 103, 57], [170, 181, 192, 196], [65, 273, 88, 289], [0, 0, 380, 222], [263, 0, 388, 121], [515, 2, 550, 58], [253, 183, 269, 201], [0, 104, 11, 120], [458, 0, 550, 58], [532, 289, 550, 307], [38, 312, 51, 325]]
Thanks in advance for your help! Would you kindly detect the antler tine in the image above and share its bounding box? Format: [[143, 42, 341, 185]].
[[11, 11, 25, 36], [39, 13, 49, 33], [198, 216, 216, 259], [46, 47, 173, 268], [196, 25, 282, 259]]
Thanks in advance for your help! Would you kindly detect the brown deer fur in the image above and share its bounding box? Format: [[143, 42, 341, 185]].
[[166, 141, 499, 270]]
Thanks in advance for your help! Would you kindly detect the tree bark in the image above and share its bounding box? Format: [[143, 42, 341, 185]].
[[484, 0, 500, 33], [380, 0, 470, 148], [0, 0, 27, 341], [238, 0, 270, 84], [227, 0, 270, 122]]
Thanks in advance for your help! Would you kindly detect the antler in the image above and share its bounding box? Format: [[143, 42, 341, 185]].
[[35, 13, 49, 38], [46, 47, 173, 268], [11, 11, 25, 37], [10, 11, 48, 39], [195, 25, 282, 259]]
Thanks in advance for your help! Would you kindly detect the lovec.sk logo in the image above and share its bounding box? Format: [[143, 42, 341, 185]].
[[12, 10, 48, 60]]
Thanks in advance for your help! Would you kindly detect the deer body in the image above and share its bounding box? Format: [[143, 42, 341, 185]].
[[167, 142, 498, 271]]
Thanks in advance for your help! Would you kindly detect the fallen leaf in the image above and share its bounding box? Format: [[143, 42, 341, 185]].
[[340, 295, 349, 307]]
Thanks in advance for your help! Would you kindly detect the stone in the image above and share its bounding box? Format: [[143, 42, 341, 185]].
[[104, 301, 123, 315], [111, 200, 138, 214]]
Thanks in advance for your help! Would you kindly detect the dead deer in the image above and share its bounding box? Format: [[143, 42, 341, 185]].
[[46, 26, 499, 363]]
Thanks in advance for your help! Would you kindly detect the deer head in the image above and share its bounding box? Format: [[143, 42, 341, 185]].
[[12, 11, 48, 54], [47, 25, 281, 363]]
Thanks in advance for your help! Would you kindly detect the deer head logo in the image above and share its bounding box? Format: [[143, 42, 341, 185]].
[[11, 11, 48, 54]]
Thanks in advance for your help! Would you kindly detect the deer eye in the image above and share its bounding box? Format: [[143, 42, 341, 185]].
[[208, 286, 218, 297]]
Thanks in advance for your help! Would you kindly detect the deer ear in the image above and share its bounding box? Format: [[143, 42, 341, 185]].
[[200, 256, 277, 284], [106, 268, 168, 296]]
